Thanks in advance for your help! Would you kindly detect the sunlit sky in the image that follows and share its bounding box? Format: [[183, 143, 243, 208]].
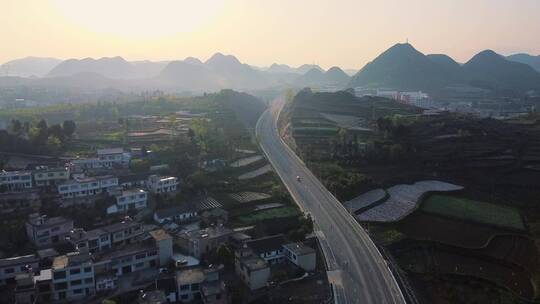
[[2, 0, 540, 69]]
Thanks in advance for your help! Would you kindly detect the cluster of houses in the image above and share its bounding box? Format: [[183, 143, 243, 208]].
[[1, 210, 317, 303], [0, 147, 179, 216], [0, 146, 319, 303]]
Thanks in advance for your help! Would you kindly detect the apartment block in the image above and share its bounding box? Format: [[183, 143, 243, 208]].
[[51, 252, 95, 301], [0, 170, 33, 192], [0, 254, 39, 286], [25, 214, 74, 248], [107, 188, 148, 215], [33, 167, 70, 187], [146, 175, 179, 194], [57, 175, 118, 199]]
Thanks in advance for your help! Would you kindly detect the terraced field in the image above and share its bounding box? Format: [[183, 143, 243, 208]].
[[422, 194, 526, 231]]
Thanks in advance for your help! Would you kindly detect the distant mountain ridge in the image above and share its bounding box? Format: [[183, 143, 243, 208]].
[[0, 57, 62, 77], [295, 66, 350, 87], [507, 53, 540, 73], [349, 43, 540, 94]]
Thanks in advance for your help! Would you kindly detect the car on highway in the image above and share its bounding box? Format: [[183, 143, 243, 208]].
[[296, 175, 301, 182]]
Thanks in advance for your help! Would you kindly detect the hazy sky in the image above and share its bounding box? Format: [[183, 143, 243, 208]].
[[2, 0, 540, 69]]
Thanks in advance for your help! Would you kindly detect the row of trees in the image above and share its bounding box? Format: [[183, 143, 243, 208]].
[[0, 119, 76, 155]]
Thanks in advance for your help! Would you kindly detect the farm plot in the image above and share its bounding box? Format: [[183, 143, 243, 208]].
[[230, 155, 264, 168], [422, 194, 526, 231], [398, 212, 517, 248], [320, 112, 366, 129], [398, 248, 535, 301], [357, 180, 463, 222], [236, 206, 300, 225], [343, 188, 387, 214], [228, 192, 272, 203], [238, 164, 273, 180]]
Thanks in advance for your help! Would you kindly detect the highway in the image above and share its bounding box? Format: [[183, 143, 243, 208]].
[[255, 97, 406, 304]]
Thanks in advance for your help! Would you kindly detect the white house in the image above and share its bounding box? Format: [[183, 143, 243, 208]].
[[282, 242, 316, 272], [67, 218, 144, 254], [234, 247, 270, 291], [57, 175, 118, 199], [0, 170, 33, 192], [106, 189, 148, 215], [146, 175, 179, 194], [245, 235, 285, 265], [25, 213, 74, 248], [51, 252, 95, 301], [0, 254, 39, 286], [97, 148, 131, 168], [33, 167, 70, 187], [153, 203, 198, 224]]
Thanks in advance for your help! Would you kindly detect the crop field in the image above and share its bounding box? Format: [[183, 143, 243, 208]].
[[398, 212, 512, 248], [422, 194, 526, 231], [236, 206, 300, 225], [397, 247, 535, 301], [237, 164, 273, 180]]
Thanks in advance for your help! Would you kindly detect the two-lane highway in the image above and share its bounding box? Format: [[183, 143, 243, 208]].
[[256, 98, 405, 304]]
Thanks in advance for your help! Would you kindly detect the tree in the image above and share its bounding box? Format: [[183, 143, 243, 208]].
[[48, 124, 65, 142], [62, 120, 76, 138], [46, 135, 62, 154]]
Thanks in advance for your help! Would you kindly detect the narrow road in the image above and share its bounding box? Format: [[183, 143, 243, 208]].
[[256, 98, 405, 304]]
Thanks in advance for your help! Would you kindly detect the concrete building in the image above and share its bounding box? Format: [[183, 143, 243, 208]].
[[51, 252, 95, 301], [177, 226, 234, 259], [97, 148, 131, 168], [57, 175, 118, 199], [0, 254, 39, 286], [33, 166, 70, 187], [153, 203, 198, 224], [234, 247, 270, 291], [107, 188, 148, 215], [176, 268, 205, 302], [69, 157, 112, 172], [146, 175, 179, 194], [201, 280, 229, 304], [14, 269, 53, 304], [25, 213, 74, 248], [0, 170, 33, 192], [94, 242, 159, 276], [246, 235, 285, 265], [149, 229, 173, 267], [67, 218, 144, 254], [282, 243, 316, 272]]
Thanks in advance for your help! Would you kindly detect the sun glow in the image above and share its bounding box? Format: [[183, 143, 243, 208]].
[[50, 0, 226, 38]]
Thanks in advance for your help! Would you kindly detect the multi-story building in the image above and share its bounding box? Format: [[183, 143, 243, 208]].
[[0, 170, 33, 192], [67, 218, 144, 254], [150, 229, 173, 267], [69, 158, 111, 172], [234, 247, 270, 291], [146, 175, 179, 194], [33, 167, 70, 187], [177, 226, 234, 259], [97, 148, 131, 168], [93, 229, 171, 276], [107, 189, 148, 214], [94, 243, 159, 276], [51, 252, 95, 301], [25, 214, 74, 248], [0, 254, 39, 286], [282, 243, 316, 272], [57, 175, 118, 199], [174, 265, 224, 303], [245, 235, 285, 265]]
